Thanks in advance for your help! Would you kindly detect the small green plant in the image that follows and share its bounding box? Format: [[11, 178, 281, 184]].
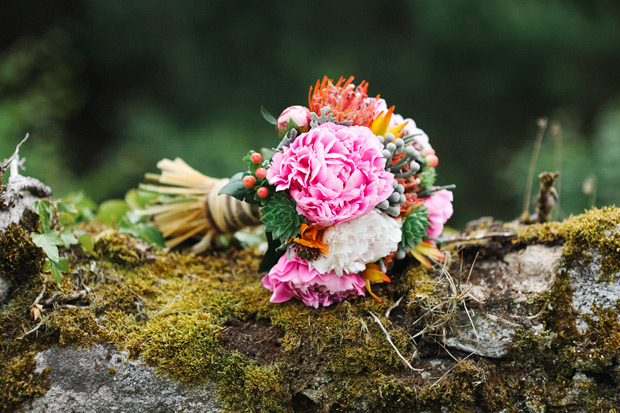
[[31, 195, 97, 284]]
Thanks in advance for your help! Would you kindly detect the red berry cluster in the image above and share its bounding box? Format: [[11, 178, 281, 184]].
[[242, 151, 271, 200]]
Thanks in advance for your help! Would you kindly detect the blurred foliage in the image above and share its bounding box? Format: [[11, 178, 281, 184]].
[[1, 0, 620, 226]]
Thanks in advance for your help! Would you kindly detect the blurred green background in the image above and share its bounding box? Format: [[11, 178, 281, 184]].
[[2, 0, 620, 227]]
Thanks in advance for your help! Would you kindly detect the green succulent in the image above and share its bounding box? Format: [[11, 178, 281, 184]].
[[400, 206, 430, 250], [260, 192, 304, 245]]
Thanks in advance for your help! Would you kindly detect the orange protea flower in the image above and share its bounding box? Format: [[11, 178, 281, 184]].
[[294, 223, 329, 253], [308, 76, 381, 127], [410, 240, 445, 267], [361, 263, 391, 302]]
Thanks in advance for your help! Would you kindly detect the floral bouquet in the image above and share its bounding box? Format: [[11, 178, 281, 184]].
[[215, 76, 454, 308]]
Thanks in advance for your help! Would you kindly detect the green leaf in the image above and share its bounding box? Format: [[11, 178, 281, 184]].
[[278, 118, 299, 139], [58, 213, 75, 226], [260, 147, 277, 163], [44, 257, 68, 285], [125, 188, 160, 209], [259, 231, 284, 272], [64, 192, 97, 221], [60, 228, 79, 249], [96, 199, 131, 225], [57, 200, 79, 215], [233, 231, 264, 248], [261, 106, 277, 125], [32, 231, 63, 261], [33, 200, 55, 233], [118, 217, 166, 249], [218, 172, 246, 200], [218, 172, 262, 205], [77, 232, 97, 257]]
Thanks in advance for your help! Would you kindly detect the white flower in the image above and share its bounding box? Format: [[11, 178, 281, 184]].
[[308, 210, 402, 276], [391, 114, 432, 153]]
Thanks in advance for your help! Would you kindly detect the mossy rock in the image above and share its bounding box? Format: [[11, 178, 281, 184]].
[[1, 207, 620, 412]]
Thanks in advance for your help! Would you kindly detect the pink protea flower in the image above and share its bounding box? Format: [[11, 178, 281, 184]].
[[276, 105, 312, 137], [267, 122, 394, 226], [423, 189, 454, 239], [262, 253, 366, 308]]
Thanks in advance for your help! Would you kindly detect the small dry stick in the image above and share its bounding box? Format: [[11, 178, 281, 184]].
[[40, 289, 90, 307], [29, 285, 47, 321], [368, 311, 423, 372], [551, 121, 563, 219], [530, 171, 559, 223], [19, 316, 49, 339], [385, 296, 403, 319], [521, 118, 548, 221]]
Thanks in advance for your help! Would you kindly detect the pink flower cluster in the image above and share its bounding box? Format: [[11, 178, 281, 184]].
[[262, 253, 366, 308], [267, 122, 394, 226], [423, 189, 454, 239]]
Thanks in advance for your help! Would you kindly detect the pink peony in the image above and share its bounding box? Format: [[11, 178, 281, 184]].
[[423, 189, 454, 239], [262, 253, 366, 308], [276, 105, 312, 137], [267, 122, 394, 226]]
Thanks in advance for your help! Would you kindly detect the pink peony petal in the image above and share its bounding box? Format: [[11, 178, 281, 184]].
[[261, 253, 366, 307], [267, 122, 393, 226]]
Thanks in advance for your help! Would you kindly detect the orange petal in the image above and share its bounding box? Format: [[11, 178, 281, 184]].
[[371, 106, 395, 137], [365, 280, 384, 303], [361, 263, 391, 283]]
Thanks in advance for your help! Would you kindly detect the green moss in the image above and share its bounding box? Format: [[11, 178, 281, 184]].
[[93, 230, 144, 266], [0, 281, 52, 412], [518, 206, 620, 280], [0, 223, 45, 284], [3, 207, 620, 411], [0, 351, 50, 411]]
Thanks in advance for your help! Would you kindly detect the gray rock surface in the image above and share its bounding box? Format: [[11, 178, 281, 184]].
[[444, 311, 522, 358], [444, 244, 561, 358], [24, 345, 222, 413], [0, 277, 9, 304], [568, 247, 620, 333], [1, 175, 51, 304]]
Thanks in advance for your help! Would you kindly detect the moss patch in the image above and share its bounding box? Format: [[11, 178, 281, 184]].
[[0, 223, 45, 285], [2, 208, 620, 411], [518, 206, 620, 280]]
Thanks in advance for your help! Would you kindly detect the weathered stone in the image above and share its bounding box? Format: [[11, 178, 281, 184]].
[[568, 248, 620, 334], [24, 345, 222, 413], [444, 311, 522, 358], [0, 277, 9, 303], [444, 244, 560, 358], [4, 207, 620, 411], [469, 244, 562, 303], [1, 176, 50, 304]]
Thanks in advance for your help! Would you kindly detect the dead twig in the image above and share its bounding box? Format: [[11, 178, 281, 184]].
[[521, 118, 548, 221], [29, 285, 46, 321], [19, 316, 49, 339], [40, 289, 90, 307], [440, 231, 516, 245], [385, 296, 403, 319], [368, 311, 423, 372]]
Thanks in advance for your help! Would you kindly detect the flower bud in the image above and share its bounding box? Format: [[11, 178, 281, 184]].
[[277, 105, 312, 138]]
